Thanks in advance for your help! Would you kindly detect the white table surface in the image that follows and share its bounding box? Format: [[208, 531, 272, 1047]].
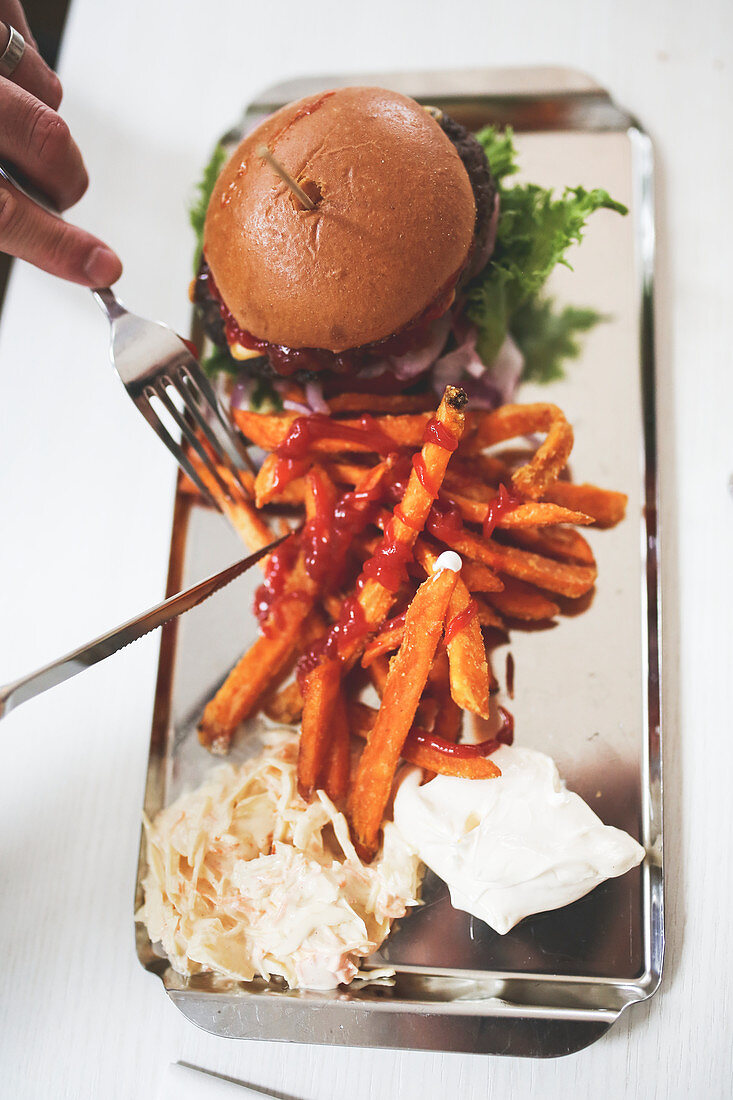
[[1, 0, 731, 1096]]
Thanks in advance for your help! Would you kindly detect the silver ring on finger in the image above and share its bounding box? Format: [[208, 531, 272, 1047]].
[[0, 24, 26, 79]]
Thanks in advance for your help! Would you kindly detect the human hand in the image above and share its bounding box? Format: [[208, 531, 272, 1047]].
[[0, 0, 122, 286]]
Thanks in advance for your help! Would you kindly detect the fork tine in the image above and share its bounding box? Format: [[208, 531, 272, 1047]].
[[151, 379, 236, 505], [174, 368, 254, 499], [177, 365, 256, 478], [133, 392, 219, 510]]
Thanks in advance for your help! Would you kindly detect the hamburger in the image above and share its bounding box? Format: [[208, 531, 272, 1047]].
[[190, 86, 626, 408], [192, 86, 497, 395]]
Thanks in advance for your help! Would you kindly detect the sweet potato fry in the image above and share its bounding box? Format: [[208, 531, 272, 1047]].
[[188, 452, 275, 557], [304, 464, 338, 522], [450, 453, 513, 487], [366, 655, 390, 697], [361, 589, 501, 674], [298, 657, 342, 800], [261, 606, 333, 725], [262, 678, 304, 724], [233, 409, 299, 451], [180, 462, 257, 500], [322, 593, 343, 621], [255, 454, 309, 507], [347, 700, 383, 739], [441, 467, 499, 501], [347, 702, 501, 780], [198, 628, 303, 754], [437, 526, 597, 598], [444, 590, 491, 718], [462, 403, 574, 500], [473, 596, 506, 631], [543, 481, 628, 528], [361, 613, 406, 667], [403, 731, 502, 779], [504, 525, 596, 566], [322, 686, 351, 804], [425, 650, 463, 741], [415, 542, 491, 719], [347, 563, 460, 859], [367, 522, 504, 595], [324, 459, 380, 489], [485, 576, 560, 621], [327, 392, 437, 414], [226, 501, 279, 555], [235, 408, 437, 454], [198, 545, 318, 753], [336, 386, 468, 664], [443, 491, 593, 530], [459, 558, 506, 594]]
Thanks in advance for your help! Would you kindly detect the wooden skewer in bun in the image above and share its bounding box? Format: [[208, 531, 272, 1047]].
[[257, 145, 317, 211]]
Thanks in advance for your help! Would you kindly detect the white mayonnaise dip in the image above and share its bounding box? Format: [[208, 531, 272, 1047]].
[[392, 744, 645, 934]]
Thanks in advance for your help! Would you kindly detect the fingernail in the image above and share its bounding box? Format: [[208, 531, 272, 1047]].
[[84, 246, 123, 287]]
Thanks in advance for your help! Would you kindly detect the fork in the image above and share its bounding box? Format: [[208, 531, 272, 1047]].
[[0, 160, 254, 511], [90, 285, 254, 508]]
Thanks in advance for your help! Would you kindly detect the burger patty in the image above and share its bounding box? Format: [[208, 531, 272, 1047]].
[[193, 111, 496, 382], [436, 111, 497, 280]]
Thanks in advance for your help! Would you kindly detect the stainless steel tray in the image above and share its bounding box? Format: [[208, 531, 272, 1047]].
[[135, 66, 663, 1058]]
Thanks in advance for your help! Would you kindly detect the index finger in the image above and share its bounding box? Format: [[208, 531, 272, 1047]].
[[0, 24, 62, 110], [0, 79, 88, 210], [0, 1, 37, 47]]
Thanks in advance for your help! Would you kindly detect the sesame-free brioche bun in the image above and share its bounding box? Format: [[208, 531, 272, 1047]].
[[203, 87, 476, 354]]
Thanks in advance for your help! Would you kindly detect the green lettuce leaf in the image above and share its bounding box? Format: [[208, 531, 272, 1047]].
[[510, 298, 604, 385], [200, 344, 241, 379], [189, 143, 227, 273], [250, 376, 283, 413], [466, 126, 627, 374], [200, 347, 283, 411]]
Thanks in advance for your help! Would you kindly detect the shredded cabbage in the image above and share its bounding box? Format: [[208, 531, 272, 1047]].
[[138, 730, 422, 990]]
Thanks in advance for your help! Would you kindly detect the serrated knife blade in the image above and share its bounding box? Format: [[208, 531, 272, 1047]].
[[0, 536, 286, 720]]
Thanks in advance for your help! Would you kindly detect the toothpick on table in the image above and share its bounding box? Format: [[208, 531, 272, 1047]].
[[257, 145, 317, 210]]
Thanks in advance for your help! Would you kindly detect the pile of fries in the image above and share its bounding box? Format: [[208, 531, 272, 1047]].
[[183, 384, 627, 862]]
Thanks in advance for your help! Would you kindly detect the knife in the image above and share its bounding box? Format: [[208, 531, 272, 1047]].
[[0, 536, 286, 720]]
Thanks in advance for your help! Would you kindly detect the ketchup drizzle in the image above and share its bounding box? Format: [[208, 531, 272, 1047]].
[[298, 596, 368, 680], [271, 414, 401, 496], [411, 453, 439, 497], [393, 505, 422, 531], [410, 727, 504, 759], [201, 265, 457, 378], [266, 407, 465, 673], [277, 413, 397, 461], [426, 498, 464, 542], [443, 599, 478, 647], [302, 469, 390, 589], [254, 537, 300, 636], [423, 416, 459, 452], [360, 520, 414, 593], [483, 483, 523, 539]]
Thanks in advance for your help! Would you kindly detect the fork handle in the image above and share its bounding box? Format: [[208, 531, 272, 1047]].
[[92, 286, 126, 321], [0, 158, 60, 216]]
